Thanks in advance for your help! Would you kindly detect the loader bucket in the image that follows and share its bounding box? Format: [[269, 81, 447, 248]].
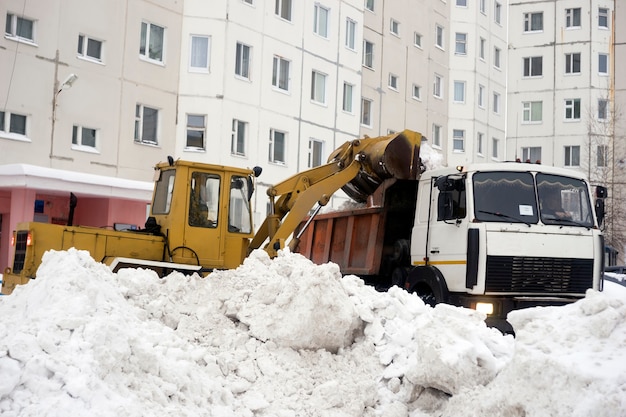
[[330, 130, 423, 202]]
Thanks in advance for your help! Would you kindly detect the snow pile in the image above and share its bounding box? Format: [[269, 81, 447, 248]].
[[0, 248, 625, 416]]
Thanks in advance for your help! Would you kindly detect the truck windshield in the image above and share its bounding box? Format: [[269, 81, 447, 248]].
[[537, 173, 593, 227], [473, 171, 539, 224]]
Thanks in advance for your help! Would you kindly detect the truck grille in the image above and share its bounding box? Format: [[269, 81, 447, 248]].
[[485, 255, 593, 294], [12, 231, 29, 274]]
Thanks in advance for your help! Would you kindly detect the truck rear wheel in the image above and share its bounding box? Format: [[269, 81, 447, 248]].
[[414, 284, 437, 307]]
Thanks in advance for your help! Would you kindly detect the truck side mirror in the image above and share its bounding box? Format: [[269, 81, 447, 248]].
[[595, 199, 605, 226], [596, 185, 607, 198], [435, 176, 455, 191]]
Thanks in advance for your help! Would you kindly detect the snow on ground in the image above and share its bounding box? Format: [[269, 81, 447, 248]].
[[0, 249, 625, 416]]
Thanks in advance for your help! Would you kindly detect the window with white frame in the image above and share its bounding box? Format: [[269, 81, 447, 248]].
[[456, 0, 467, 6], [243, 0, 253, 4], [480, 0, 486, 14], [479, 37, 485, 59], [435, 25, 444, 49], [598, 99, 609, 120], [311, 70, 327, 104], [565, 52, 581, 74], [390, 19, 400, 36], [524, 12, 543, 32], [0, 111, 27, 137], [388, 73, 399, 90], [522, 147, 541, 163], [492, 137, 499, 159], [272, 56, 290, 91], [77, 34, 103, 62], [5, 13, 35, 43], [275, 0, 292, 21], [365, 0, 374, 12], [598, 8, 609, 29], [522, 101, 542, 123], [72, 125, 97, 149], [186, 114, 206, 149], [412, 84, 421, 100], [565, 99, 581, 120], [566, 8, 581, 28], [478, 84, 485, 108], [523, 56, 543, 77], [343, 82, 354, 112], [231, 119, 247, 156], [494, 2, 501, 24], [189, 35, 210, 71], [433, 74, 443, 98], [494, 47, 501, 68], [314, 4, 329, 38], [453, 81, 465, 103], [477, 132, 484, 155], [414, 32, 422, 48], [565, 145, 580, 167], [361, 98, 372, 126], [345, 18, 356, 50], [493, 92, 500, 114], [308, 138, 324, 168], [363, 40, 374, 68], [597, 145, 608, 167], [140, 21, 165, 62], [455, 33, 467, 55], [453, 129, 465, 151], [235, 42, 251, 79], [269, 129, 286, 164], [432, 124, 441, 147], [598, 53, 608, 75], [134, 104, 159, 145]]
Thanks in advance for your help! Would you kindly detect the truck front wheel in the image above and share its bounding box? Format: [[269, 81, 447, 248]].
[[405, 266, 449, 307], [414, 283, 437, 307]]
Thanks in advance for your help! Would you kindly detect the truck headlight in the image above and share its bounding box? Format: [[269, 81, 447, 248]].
[[475, 302, 494, 316]]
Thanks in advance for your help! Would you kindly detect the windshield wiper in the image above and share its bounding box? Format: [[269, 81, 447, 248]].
[[478, 210, 532, 227], [542, 216, 590, 229]]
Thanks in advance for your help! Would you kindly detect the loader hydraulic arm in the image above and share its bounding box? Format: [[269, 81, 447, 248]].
[[248, 129, 423, 258]]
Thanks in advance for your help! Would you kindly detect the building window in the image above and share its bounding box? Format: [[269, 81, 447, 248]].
[[361, 98, 372, 126], [479, 37, 485, 59], [494, 47, 501, 68], [565, 99, 581, 120], [566, 8, 581, 28], [235, 42, 251, 79], [435, 25, 444, 49], [189, 35, 210, 71], [565, 53, 581, 74], [363, 40, 374, 68], [343, 82, 353, 112], [308, 139, 324, 168], [598, 53, 608, 75], [390, 19, 400, 36], [433, 74, 443, 98], [134, 104, 158, 145], [5, 13, 35, 43], [493, 92, 500, 114], [432, 124, 442, 147], [598, 8, 609, 29], [455, 33, 467, 55], [231, 119, 247, 156], [456, 0, 467, 6], [492, 138, 499, 159], [478, 84, 485, 108], [597, 145, 608, 167], [0, 111, 27, 136], [412, 84, 421, 100], [269, 129, 286, 164], [598, 99, 609, 120], [522, 147, 541, 163], [186, 114, 206, 149], [314, 4, 329, 38], [272, 56, 290, 91], [311, 70, 327, 104], [275, 0, 292, 21], [140, 21, 164, 62], [243, 0, 254, 4], [524, 12, 543, 32], [494, 2, 501, 24], [72, 125, 97, 149], [565, 146, 580, 167], [522, 101, 542, 123], [453, 81, 465, 103], [77, 35, 103, 62], [480, 0, 486, 14], [389, 74, 399, 90], [414, 32, 422, 48], [365, 0, 374, 12], [477, 132, 484, 155], [345, 18, 356, 50], [523, 56, 543, 77], [453, 129, 465, 151]]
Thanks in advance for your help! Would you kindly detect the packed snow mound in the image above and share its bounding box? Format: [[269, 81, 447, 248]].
[[0, 248, 625, 416]]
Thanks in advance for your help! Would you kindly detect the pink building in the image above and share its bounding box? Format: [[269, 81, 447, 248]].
[[0, 164, 152, 274]]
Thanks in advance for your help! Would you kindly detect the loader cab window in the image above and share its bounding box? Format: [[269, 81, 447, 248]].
[[435, 175, 467, 221], [228, 175, 252, 233], [189, 172, 220, 228], [537, 174, 593, 227], [473, 171, 539, 224], [152, 169, 176, 214]]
